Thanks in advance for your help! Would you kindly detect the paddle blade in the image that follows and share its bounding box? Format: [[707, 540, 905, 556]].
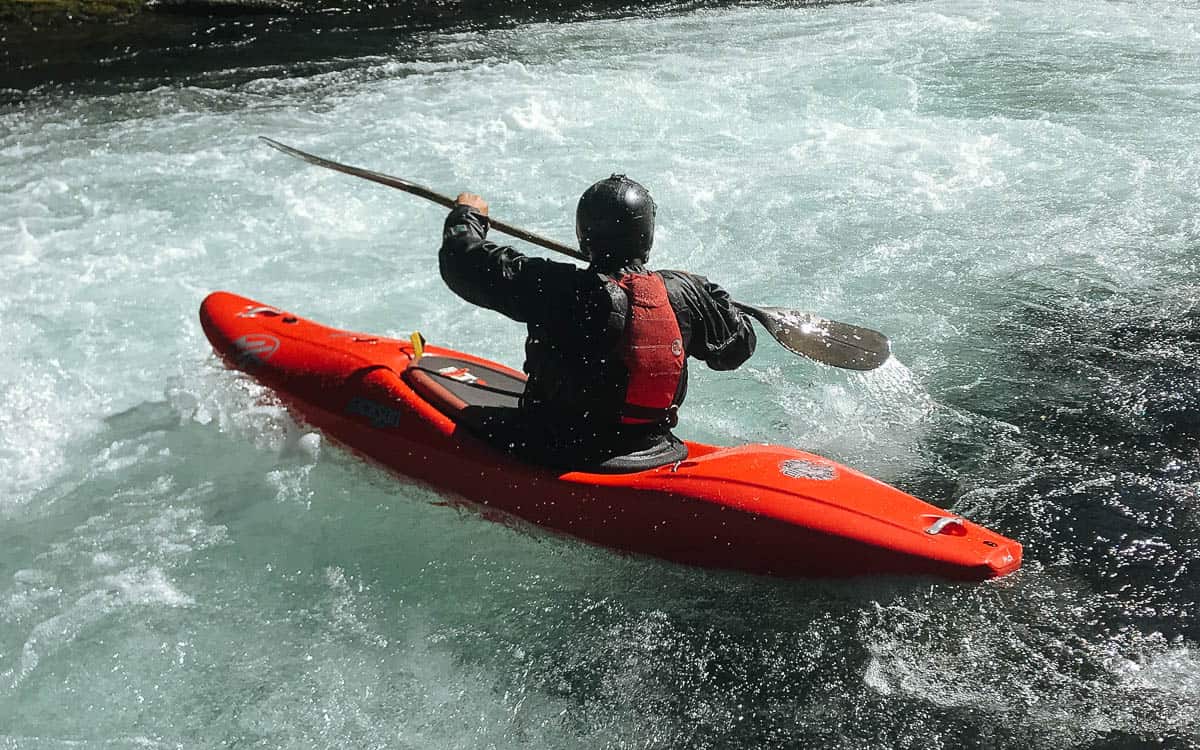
[[737, 303, 892, 371], [259, 137, 458, 209], [259, 136, 588, 262]]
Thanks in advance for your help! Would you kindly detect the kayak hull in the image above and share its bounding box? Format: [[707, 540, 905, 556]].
[[200, 291, 1021, 580]]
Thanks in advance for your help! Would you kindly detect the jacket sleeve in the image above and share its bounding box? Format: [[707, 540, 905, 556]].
[[438, 204, 579, 324], [662, 270, 757, 371]]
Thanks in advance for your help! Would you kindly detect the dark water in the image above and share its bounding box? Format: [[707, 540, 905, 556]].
[[1, 0, 769, 99]]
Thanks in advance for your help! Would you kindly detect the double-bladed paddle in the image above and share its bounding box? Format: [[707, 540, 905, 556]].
[[259, 136, 892, 371]]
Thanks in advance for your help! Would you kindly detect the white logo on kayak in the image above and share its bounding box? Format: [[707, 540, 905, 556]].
[[237, 306, 284, 318], [437, 366, 489, 386], [232, 333, 280, 367], [780, 458, 837, 481]]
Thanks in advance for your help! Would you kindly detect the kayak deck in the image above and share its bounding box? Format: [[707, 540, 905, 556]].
[[200, 290, 1022, 580]]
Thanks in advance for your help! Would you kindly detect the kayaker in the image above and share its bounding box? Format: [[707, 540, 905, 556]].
[[439, 175, 755, 470]]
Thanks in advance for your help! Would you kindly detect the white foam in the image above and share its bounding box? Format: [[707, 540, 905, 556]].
[[102, 566, 194, 608], [2, 219, 42, 267], [506, 97, 568, 143], [3, 566, 191, 689]]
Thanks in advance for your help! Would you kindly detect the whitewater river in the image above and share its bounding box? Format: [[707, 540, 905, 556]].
[[3, 0, 1199, 746]]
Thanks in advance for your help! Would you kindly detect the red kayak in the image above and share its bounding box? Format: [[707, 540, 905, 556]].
[[200, 290, 1021, 580]]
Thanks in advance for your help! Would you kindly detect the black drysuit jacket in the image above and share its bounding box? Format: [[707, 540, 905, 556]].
[[438, 204, 756, 469]]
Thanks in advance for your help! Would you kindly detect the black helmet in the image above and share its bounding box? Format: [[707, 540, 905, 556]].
[[576, 174, 656, 268]]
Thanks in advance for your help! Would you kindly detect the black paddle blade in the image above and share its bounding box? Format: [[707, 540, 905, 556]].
[[259, 137, 457, 209], [736, 303, 892, 371], [259, 137, 589, 262]]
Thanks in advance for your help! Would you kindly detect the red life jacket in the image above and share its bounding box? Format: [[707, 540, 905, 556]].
[[615, 272, 685, 426]]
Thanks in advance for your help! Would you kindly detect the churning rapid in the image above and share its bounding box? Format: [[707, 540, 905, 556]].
[[2, 0, 1199, 746]]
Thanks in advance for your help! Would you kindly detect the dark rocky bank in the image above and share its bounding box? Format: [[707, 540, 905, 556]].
[[0, 0, 714, 103]]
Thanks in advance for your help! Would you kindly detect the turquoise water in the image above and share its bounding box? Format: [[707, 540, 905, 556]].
[[3, 1, 1200, 746]]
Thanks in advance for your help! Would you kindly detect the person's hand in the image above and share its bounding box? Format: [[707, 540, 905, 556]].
[[455, 192, 488, 215]]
